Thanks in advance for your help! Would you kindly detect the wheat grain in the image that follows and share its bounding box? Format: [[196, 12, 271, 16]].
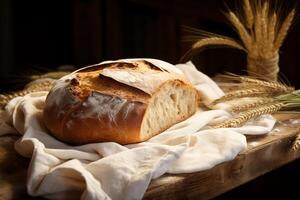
[[227, 12, 252, 50], [213, 102, 284, 128], [243, 0, 254, 29], [192, 37, 245, 51], [274, 9, 295, 49]]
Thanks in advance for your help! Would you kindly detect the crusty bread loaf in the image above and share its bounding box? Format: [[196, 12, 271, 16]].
[[43, 60, 200, 145]]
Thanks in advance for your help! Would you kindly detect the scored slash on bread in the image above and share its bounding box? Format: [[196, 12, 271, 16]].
[[43, 60, 200, 145]]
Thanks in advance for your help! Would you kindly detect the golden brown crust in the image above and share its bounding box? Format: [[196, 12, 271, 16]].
[[74, 72, 150, 103], [43, 78, 149, 145], [60, 92, 147, 145]]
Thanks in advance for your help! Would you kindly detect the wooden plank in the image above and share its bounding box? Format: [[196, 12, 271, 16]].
[[0, 113, 300, 199], [144, 113, 300, 199], [0, 136, 30, 199]]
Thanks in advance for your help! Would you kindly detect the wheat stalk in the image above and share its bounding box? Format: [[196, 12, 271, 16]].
[[239, 76, 294, 93], [212, 73, 294, 105], [212, 74, 294, 105], [192, 37, 245, 51], [254, 5, 262, 46], [274, 9, 295, 50], [261, 2, 269, 55], [185, 0, 295, 81], [227, 11, 252, 50], [213, 86, 300, 129], [231, 97, 275, 113], [243, 0, 254, 29], [219, 73, 294, 93], [268, 13, 277, 45], [213, 102, 284, 128], [212, 87, 276, 104], [266, 13, 277, 58]]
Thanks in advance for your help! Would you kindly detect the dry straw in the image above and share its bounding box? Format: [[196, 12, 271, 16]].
[[0, 71, 69, 109], [185, 0, 296, 81], [0, 80, 53, 108]]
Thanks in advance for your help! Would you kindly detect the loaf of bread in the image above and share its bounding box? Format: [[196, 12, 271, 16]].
[[43, 59, 200, 145]]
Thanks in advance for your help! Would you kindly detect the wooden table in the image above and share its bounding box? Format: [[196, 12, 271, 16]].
[[1, 113, 300, 200]]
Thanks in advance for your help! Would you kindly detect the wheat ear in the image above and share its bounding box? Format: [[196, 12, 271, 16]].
[[227, 11, 252, 50], [267, 13, 277, 56], [268, 13, 277, 45], [231, 97, 275, 113], [192, 37, 245, 51], [274, 9, 295, 50], [220, 73, 294, 93], [254, 4, 262, 44], [213, 102, 284, 128], [261, 2, 269, 55], [243, 0, 254, 29], [239, 76, 294, 93], [212, 88, 275, 104]]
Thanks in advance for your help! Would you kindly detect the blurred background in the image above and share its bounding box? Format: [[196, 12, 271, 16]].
[[1, 0, 300, 93], [1, 0, 300, 198]]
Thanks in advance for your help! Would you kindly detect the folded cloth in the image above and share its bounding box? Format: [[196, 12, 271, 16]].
[[0, 59, 276, 200]]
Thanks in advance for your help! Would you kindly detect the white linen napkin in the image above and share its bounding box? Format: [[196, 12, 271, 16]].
[[0, 59, 276, 200]]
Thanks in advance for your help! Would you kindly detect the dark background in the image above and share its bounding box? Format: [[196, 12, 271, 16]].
[[1, 0, 300, 92], [1, 0, 300, 198]]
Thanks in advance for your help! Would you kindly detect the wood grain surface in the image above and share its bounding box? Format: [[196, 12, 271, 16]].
[[144, 113, 300, 199], [0, 136, 30, 199], [0, 113, 300, 200]]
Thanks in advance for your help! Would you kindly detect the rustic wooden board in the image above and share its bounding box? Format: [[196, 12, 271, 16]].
[[0, 113, 300, 200], [0, 136, 30, 199], [144, 113, 300, 199]]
